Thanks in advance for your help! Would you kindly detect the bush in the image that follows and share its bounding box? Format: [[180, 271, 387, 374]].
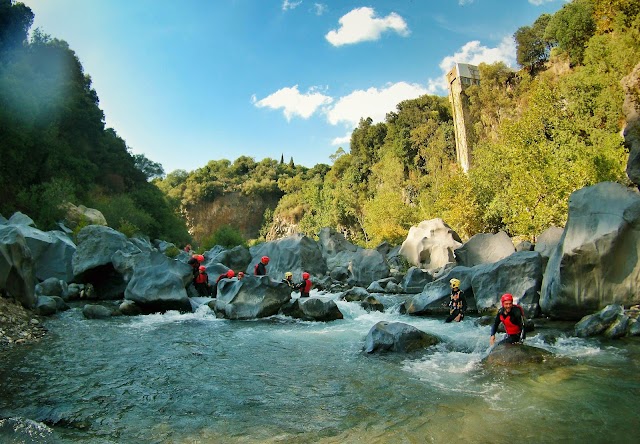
[[201, 225, 246, 250], [164, 245, 180, 258]]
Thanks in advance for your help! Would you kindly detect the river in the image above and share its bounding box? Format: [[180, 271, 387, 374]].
[[1, 291, 639, 443]]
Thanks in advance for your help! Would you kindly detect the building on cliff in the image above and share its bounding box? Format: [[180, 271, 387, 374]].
[[447, 63, 480, 173]]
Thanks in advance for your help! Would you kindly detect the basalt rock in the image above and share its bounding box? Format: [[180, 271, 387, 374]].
[[214, 275, 291, 320], [399, 219, 462, 270], [483, 342, 553, 367], [364, 321, 439, 353]]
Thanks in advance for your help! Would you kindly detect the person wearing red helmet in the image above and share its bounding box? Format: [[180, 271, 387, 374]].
[[188, 253, 206, 281], [212, 269, 235, 298], [194, 265, 211, 296], [297, 272, 312, 298], [490, 293, 526, 346], [254, 256, 269, 276]]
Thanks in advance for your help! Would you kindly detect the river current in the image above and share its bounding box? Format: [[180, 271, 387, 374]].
[[1, 291, 639, 443]]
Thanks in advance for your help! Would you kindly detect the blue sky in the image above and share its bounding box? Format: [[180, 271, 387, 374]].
[[21, 0, 566, 174]]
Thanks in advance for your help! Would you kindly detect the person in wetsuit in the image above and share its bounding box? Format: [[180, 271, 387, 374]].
[[194, 266, 211, 296], [282, 272, 296, 289], [445, 278, 467, 323], [297, 272, 312, 298], [212, 269, 235, 298], [254, 256, 269, 276], [490, 293, 525, 345]]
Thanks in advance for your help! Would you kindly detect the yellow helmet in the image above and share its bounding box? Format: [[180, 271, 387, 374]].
[[449, 278, 461, 289], [285, 272, 293, 279]]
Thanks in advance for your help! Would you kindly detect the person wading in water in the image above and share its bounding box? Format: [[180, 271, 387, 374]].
[[490, 293, 526, 346]]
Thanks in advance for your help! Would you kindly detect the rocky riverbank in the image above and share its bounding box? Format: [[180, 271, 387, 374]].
[[0, 297, 46, 352]]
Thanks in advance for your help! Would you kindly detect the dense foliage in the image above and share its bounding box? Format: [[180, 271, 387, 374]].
[[0, 0, 190, 244]]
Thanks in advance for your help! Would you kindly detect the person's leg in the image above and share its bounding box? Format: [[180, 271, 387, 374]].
[[445, 310, 460, 323]]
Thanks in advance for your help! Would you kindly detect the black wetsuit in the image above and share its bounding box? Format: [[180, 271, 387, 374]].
[[491, 306, 525, 344], [445, 289, 467, 322], [254, 262, 267, 276]]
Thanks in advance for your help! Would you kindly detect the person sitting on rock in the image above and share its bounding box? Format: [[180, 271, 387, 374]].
[[194, 266, 211, 296], [445, 278, 467, 323], [297, 272, 312, 298], [490, 293, 526, 346], [237, 271, 245, 280], [254, 256, 269, 276], [212, 269, 235, 298], [282, 272, 296, 289]]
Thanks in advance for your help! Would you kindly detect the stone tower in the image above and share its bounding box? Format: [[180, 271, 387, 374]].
[[447, 63, 480, 172]]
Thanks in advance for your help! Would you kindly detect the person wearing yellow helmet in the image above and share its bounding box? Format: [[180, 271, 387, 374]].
[[282, 271, 296, 289], [445, 277, 467, 323]]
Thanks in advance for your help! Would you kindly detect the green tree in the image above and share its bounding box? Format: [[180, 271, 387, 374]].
[[514, 14, 552, 71], [133, 153, 165, 180], [545, 0, 596, 65]]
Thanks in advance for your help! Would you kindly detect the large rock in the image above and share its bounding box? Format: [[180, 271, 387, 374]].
[[364, 321, 439, 353], [8, 212, 35, 227], [214, 275, 292, 319], [280, 297, 344, 321], [540, 183, 640, 320], [124, 251, 192, 313], [454, 231, 515, 267], [574, 304, 624, 337], [622, 62, 640, 187], [318, 228, 389, 286], [72, 225, 141, 299], [249, 233, 327, 280], [401, 266, 433, 294], [471, 251, 543, 317], [62, 203, 107, 229], [0, 225, 36, 308], [13, 225, 76, 282], [207, 245, 252, 272], [399, 219, 462, 269]]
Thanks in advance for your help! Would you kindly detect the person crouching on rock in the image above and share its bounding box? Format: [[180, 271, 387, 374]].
[[212, 269, 235, 298], [188, 254, 205, 281], [297, 272, 312, 298], [194, 266, 211, 296], [445, 278, 467, 323], [490, 293, 525, 346], [254, 256, 269, 276], [282, 271, 296, 289]]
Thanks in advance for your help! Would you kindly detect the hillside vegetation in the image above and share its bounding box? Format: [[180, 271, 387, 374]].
[[2, 0, 639, 250], [0, 0, 190, 244]]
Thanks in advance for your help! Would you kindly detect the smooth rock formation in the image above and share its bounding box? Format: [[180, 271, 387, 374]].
[[399, 219, 462, 269], [540, 182, 640, 320], [364, 321, 439, 353]]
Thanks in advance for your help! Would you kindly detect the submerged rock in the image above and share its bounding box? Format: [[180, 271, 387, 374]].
[[483, 342, 553, 367]]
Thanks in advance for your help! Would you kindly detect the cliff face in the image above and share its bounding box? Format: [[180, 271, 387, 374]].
[[185, 192, 281, 243]]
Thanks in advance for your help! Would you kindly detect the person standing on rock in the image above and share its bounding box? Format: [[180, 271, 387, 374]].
[[297, 272, 312, 298], [254, 256, 269, 276], [188, 254, 205, 280], [445, 278, 467, 323], [490, 293, 525, 346]]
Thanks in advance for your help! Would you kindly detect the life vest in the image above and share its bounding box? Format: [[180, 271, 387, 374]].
[[500, 306, 524, 335], [301, 278, 312, 294], [195, 273, 208, 284]]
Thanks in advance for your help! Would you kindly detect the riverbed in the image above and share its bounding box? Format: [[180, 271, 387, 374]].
[[1, 292, 639, 443]]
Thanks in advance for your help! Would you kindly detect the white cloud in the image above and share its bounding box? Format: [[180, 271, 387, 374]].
[[252, 85, 333, 121], [282, 0, 302, 11], [314, 3, 327, 16], [326, 81, 427, 128], [331, 134, 351, 146], [325, 7, 409, 47], [528, 0, 555, 5], [426, 35, 516, 94]]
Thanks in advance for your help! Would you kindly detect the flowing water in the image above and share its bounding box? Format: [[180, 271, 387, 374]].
[[1, 292, 640, 444]]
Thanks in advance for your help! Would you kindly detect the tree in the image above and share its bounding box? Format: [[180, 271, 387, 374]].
[[0, 0, 33, 53], [514, 14, 552, 71], [545, 0, 596, 65], [133, 153, 165, 180]]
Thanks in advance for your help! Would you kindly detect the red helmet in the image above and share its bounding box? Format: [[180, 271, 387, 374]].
[[261, 256, 270, 264], [196, 254, 205, 262], [226, 269, 235, 278], [302, 272, 310, 280], [199, 266, 206, 272], [501, 293, 514, 306]]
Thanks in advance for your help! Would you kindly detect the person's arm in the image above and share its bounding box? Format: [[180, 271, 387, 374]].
[[460, 292, 467, 313], [489, 312, 501, 345]]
